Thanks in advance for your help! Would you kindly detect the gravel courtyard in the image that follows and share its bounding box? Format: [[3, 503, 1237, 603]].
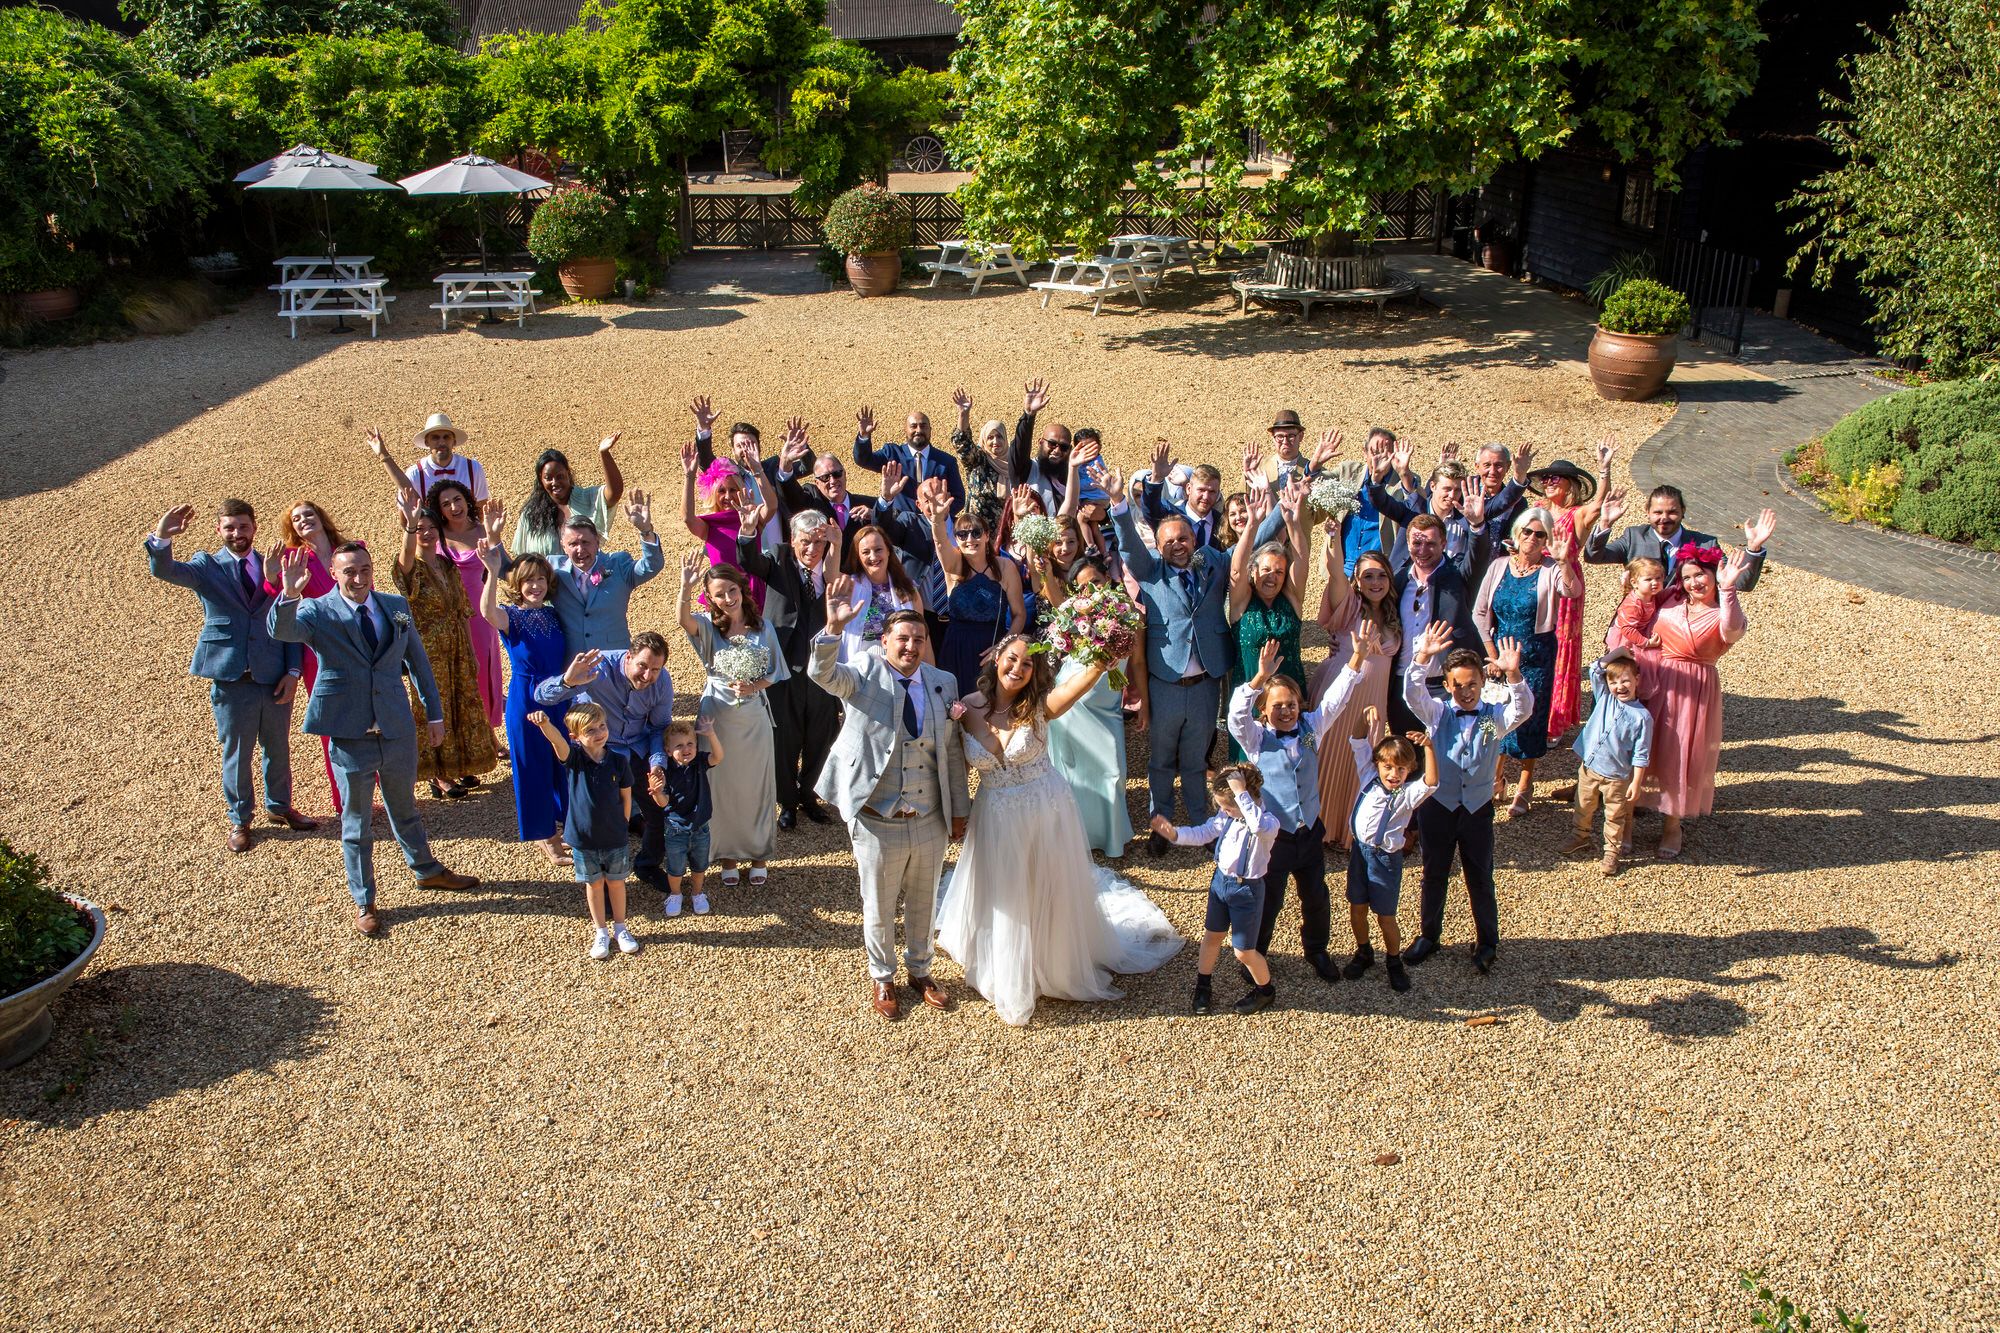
[[2, 270, 1995, 1330]]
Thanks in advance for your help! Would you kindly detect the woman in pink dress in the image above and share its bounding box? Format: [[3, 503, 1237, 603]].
[[1310, 539, 1401, 852], [419, 478, 505, 742], [1642, 537, 1761, 858], [1523, 438, 1614, 744], [264, 499, 350, 812], [679, 436, 776, 611]]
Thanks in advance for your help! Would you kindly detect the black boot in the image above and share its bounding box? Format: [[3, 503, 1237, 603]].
[[1190, 976, 1214, 1016], [1341, 943, 1377, 980]]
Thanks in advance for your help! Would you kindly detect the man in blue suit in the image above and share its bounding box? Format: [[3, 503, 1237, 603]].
[[270, 542, 477, 937], [147, 501, 316, 854], [1112, 486, 1232, 855], [546, 490, 664, 654], [852, 404, 965, 520]]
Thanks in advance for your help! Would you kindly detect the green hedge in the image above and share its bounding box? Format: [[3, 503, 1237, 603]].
[[1819, 380, 2000, 549], [0, 839, 90, 996]]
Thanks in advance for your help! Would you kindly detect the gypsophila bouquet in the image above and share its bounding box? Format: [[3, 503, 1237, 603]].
[[1308, 472, 1362, 519], [1042, 583, 1146, 689], [1011, 513, 1059, 554], [711, 635, 771, 683]]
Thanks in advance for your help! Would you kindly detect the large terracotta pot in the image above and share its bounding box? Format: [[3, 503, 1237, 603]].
[[1588, 327, 1679, 401], [19, 287, 79, 321], [558, 257, 616, 299], [1480, 242, 1514, 275], [0, 896, 105, 1070], [844, 251, 900, 297]]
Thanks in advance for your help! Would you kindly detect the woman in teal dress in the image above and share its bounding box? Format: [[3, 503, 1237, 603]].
[[1046, 558, 1148, 858], [1224, 483, 1309, 760]]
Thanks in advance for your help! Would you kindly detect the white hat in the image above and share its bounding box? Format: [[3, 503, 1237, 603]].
[[414, 412, 467, 450]]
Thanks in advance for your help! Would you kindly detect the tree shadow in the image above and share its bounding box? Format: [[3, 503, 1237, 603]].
[[1092, 292, 1452, 361], [1723, 692, 2000, 749], [0, 962, 332, 1127]]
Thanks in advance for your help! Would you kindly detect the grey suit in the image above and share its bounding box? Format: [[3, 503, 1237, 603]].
[[270, 591, 445, 909], [1583, 522, 1766, 592], [807, 635, 969, 981]]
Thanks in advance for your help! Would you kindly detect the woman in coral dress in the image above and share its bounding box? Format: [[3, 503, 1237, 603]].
[[1310, 541, 1401, 852], [1522, 439, 1614, 744], [1641, 541, 1757, 858], [264, 499, 349, 812]]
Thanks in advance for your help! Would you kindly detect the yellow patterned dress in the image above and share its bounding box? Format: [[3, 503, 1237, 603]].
[[394, 557, 498, 783]]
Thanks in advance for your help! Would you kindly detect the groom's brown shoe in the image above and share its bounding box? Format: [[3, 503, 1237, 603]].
[[415, 869, 479, 891], [909, 974, 953, 1011], [871, 980, 901, 1020]]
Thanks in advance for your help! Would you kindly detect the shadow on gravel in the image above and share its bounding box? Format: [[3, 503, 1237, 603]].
[[0, 962, 331, 1127]]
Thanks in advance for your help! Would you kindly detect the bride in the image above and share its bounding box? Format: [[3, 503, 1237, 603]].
[[938, 634, 1183, 1026]]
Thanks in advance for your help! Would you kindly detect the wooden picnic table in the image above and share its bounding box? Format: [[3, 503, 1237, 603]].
[[922, 241, 1033, 294], [274, 277, 390, 338], [1030, 254, 1160, 315], [430, 271, 542, 329]]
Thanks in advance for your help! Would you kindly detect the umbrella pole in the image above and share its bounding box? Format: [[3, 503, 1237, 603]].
[[325, 194, 352, 335], [477, 203, 503, 325]]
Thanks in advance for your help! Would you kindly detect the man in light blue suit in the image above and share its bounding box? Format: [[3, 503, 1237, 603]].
[[269, 541, 477, 936], [1112, 489, 1232, 854], [546, 490, 664, 654], [146, 500, 315, 854]]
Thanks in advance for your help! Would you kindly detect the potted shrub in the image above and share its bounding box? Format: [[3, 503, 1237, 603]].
[[527, 187, 628, 300], [1, 246, 101, 322], [1588, 277, 1693, 401], [822, 183, 913, 297], [0, 839, 105, 1070]]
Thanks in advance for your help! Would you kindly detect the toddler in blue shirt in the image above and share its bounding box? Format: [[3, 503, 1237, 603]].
[[1565, 651, 1653, 875], [1151, 764, 1282, 1017]]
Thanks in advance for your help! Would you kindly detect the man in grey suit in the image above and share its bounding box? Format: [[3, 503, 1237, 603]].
[[808, 590, 969, 1021], [270, 542, 477, 936], [146, 500, 316, 853], [1584, 485, 1773, 591], [547, 492, 664, 654]]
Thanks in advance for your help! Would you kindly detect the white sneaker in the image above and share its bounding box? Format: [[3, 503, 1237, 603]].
[[692, 893, 711, 916], [664, 893, 684, 918], [589, 928, 612, 960], [613, 922, 642, 955]]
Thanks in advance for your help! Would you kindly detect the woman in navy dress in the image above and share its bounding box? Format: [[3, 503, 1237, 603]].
[[478, 543, 568, 863], [921, 478, 1025, 694]]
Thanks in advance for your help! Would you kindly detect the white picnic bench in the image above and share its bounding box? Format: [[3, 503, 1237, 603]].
[[1108, 233, 1199, 276], [272, 254, 378, 285], [1030, 254, 1160, 315], [430, 271, 542, 329], [274, 277, 391, 337], [922, 240, 1032, 293]]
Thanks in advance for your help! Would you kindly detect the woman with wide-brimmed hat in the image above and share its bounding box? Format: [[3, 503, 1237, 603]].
[[1521, 439, 1615, 757]]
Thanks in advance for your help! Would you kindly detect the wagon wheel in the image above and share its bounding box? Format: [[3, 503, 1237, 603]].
[[901, 134, 947, 174]]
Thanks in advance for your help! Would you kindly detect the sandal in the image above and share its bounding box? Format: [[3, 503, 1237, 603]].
[[748, 867, 769, 886], [428, 780, 455, 801], [444, 779, 473, 800], [1506, 794, 1531, 819], [721, 869, 742, 887]]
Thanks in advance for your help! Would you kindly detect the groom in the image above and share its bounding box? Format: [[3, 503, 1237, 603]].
[[808, 592, 968, 1021]]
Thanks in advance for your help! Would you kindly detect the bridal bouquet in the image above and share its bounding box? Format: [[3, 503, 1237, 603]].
[[711, 635, 771, 683], [1043, 583, 1146, 690], [1011, 513, 1059, 554], [1308, 472, 1362, 519]]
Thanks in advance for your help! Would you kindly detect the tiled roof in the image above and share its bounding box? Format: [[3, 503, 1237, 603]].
[[826, 0, 962, 41], [463, 0, 586, 39]]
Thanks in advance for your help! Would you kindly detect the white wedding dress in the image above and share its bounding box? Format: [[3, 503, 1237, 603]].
[[937, 722, 1183, 1026]]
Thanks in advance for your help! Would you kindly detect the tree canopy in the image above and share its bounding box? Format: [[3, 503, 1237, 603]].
[[121, 0, 463, 80], [948, 0, 1767, 258], [1791, 0, 2000, 375]]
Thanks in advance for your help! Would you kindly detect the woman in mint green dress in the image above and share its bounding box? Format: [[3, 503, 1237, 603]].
[[1224, 482, 1309, 760], [1047, 559, 1147, 859]]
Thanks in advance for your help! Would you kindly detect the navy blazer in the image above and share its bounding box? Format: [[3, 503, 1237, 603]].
[[269, 592, 440, 740], [1365, 481, 1493, 583], [547, 538, 663, 653], [1112, 505, 1232, 681], [1138, 479, 1229, 553], [1392, 558, 1482, 674], [852, 435, 964, 519], [146, 540, 299, 685]]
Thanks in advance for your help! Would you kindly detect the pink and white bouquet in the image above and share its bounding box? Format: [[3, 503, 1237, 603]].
[[1042, 583, 1147, 690]]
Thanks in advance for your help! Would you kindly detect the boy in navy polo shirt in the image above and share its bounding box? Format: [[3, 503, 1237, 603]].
[[1151, 764, 1282, 1017], [529, 704, 637, 961], [647, 718, 725, 917]]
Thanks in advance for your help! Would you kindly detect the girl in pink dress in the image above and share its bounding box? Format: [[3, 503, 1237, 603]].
[[1310, 543, 1401, 852], [679, 437, 776, 611], [1605, 557, 1667, 654], [420, 478, 505, 733], [1524, 439, 1615, 743], [265, 500, 350, 812], [1643, 542, 1758, 858]]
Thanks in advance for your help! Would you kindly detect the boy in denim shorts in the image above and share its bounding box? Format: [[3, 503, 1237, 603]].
[[1151, 763, 1281, 1016], [648, 718, 725, 918], [529, 704, 637, 960]]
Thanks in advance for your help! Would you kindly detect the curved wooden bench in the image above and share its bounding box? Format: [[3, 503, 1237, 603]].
[[1231, 267, 1420, 320]]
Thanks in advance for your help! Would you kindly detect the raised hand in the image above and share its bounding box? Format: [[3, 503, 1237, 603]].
[[155, 504, 195, 542], [1743, 507, 1777, 552], [779, 423, 811, 470], [1413, 618, 1453, 663], [1514, 441, 1536, 477], [481, 496, 506, 541], [1391, 436, 1415, 476], [1360, 704, 1383, 741], [1068, 436, 1101, 470], [525, 710, 548, 729], [1440, 441, 1462, 469], [680, 439, 699, 476], [1023, 378, 1049, 414], [1363, 433, 1392, 479], [689, 396, 718, 435], [1244, 483, 1273, 525], [623, 488, 654, 536], [1495, 636, 1524, 677], [365, 428, 387, 458], [1150, 436, 1173, 482], [1596, 434, 1619, 475], [1242, 439, 1263, 479], [696, 716, 716, 737], [1462, 474, 1489, 528], [951, 386, 972, 415], [1718, 551, 1750, 591], [1256, 635, 1282, 682], [1350, 618, 1379, 660], [678, 548, 704, 587], [1098, 461, 1123, 499], [1278, 476, 1307, 524], [598, 432, 621, 456], [856, 404, 877, 438], [562, 649, 603, 687], [1599, 486, 1626, 528], [881, 460, 907, 502], [1549, 523, 1575, 565], [1405, 730, 1431, 750], [279, 545, 313, 597], [918, 476, 952, 518], [475, 537, 504, 572], [1310, 427, 1344, 471], [731, 437, 761, 472], [824, 574, 859, 632]]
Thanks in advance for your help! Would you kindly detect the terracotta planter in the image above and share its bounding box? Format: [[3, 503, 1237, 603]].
[[1588, 327, 1679, 401], [558, 257, 616, 299], [19, 287, 79, 321], [0, 896, 105, 1070], [845, 251, 901, 297], [1480, 242, 1514, 275]]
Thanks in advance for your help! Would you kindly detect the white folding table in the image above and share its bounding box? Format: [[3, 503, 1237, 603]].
[[430, 271, 542, 328]]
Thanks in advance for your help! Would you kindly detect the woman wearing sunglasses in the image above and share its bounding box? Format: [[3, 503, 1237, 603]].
[[1472, 506, 1582, 816], [920, 478, 1025, 694]]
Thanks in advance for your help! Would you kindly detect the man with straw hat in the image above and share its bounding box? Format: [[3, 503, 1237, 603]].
[[365, 413, 489, 509]]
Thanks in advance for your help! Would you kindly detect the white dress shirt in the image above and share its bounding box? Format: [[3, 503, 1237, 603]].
[[340, 591, 387, 642], [1346, 740, 1436, 852], [1400, 565, 1440, 680], [1167, 790, 1280, 879]]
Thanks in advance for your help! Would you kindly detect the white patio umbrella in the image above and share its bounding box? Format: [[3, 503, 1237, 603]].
[[396, 153, 553, 275], [233, 144, 381, 185], [245, 155, 405, 268]]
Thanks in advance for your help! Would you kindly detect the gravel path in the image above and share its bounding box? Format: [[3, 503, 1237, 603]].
[[2, 279, 1995, 1330]]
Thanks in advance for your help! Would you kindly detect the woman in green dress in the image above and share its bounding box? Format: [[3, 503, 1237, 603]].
[[1225, 479, 1309, 760], [1045, 557, 1149, 859]]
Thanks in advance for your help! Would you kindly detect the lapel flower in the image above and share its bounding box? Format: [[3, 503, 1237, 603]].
[[1477, 718, 1498, 742], [589, 570, 605, 587], [948, 701, 967, 721], [1299, 730, 1316, 755]]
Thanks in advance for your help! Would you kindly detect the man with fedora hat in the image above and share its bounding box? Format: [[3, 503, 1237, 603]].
[[1250, 413, 1401, 575], [366, 414, 489, 510]]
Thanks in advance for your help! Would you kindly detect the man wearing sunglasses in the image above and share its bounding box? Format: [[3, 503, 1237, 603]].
[[1008, 377, 1077, 514]]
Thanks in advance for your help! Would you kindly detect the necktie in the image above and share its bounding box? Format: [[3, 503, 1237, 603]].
[[835, 502, 847, 528], [355, 599, 379, 655], [900, 675, 921, 738], [237, 555, 261, 604], [1194, 517, 1209, 548], [1176, 568, 1199, 606], [810, 568, 823, 600]]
